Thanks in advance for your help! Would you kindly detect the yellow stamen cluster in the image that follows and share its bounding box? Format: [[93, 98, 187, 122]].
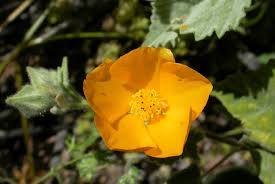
[[129, 89, 168, 123]]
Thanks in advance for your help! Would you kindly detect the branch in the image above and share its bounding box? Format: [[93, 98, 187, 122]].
[[201, 128, 275, 155], [202, 148, 241, 179]]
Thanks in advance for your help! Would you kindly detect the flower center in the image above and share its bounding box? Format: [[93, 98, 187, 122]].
[[129, 89, 168, 123]]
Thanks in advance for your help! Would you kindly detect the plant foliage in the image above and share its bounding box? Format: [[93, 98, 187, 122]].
[[144, 0, 251, 47]]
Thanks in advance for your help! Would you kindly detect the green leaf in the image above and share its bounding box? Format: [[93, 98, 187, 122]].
[[145, 31, 178, 47], [213, 63, 275, 183], [76, 154, 99, 182], [117, 166, 142, 184], [259, 151, 275, 184], [167, 164, 201, 184], [258, 53, 275, 64], [27, 67, 61, 95], [144, 0, 251, 46], [5, 85, 54, 117], [61, 56, 69, 87], [181, 0, 252, 41], [143, 0, 201, 47], [213, 67, 275, 151], [27, 57, 70, 91], [250, 150, 262, 175], [66, 111, 99, 156]]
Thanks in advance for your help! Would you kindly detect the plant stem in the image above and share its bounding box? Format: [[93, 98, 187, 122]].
[[23, 7, 50, 42], [245, 0, 261, 12], [28, 32, 130, 46], [220, 127, 245, 137], [0, 6, 50, 75], [21, 115, 35, 177], [0, 0, 34, 31], [201, 128, 275, 155], [20, 116, 30, 154], [0, 43, 25, 79], [202, 149, 241, 179], [0, 177, 17, 184], [242, 0, 269, 27], [33, 153, 93, 184], [15, 63, 35, 177]]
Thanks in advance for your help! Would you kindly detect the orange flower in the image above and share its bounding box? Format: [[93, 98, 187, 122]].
[[83, 48, 212, 158]]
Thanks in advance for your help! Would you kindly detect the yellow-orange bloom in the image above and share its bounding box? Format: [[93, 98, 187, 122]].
[[83, 48, 212, 158]]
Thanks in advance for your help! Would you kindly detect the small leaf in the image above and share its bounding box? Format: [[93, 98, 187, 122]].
[[61, 57, 69, 87], [117, 166, 142, 184], [5, 85, 54, 117], [27, 67, 61, 95], [76, 154, 99, 182], [27, 67, 57, 88], [67, 111, 99, 156]]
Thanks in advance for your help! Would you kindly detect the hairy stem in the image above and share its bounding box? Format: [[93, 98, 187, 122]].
[[33, 153, 93, 184]]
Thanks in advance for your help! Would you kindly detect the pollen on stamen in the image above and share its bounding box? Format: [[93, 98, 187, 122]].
[[129, 89, 168, 123]]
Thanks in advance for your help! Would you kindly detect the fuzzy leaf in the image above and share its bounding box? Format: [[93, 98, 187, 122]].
[[259, 151, 275, 184], [181, 0, 251, 40], [143, 0, 201, 47], [258, 53, 275, 64], [77, 154, 99, 182], [213, 61, 275, 183], [213, 68, 275, 150], [144, 0, 251, 46], [117, 166, 142, 184], [27, 67, 61, 95], [5, 85, 54, 117], [27, 57, 70, 91]]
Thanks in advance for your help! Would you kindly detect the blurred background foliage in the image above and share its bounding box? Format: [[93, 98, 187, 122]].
[[1, 0, 275, 183]]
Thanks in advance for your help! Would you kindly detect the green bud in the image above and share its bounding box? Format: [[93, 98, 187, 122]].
[[6, 85, 54, 117], [6, 57, 86, 117]]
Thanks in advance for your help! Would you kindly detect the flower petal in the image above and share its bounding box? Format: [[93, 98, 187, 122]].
[[95, 114, 157, 151], [84, 60, 132, 123], [109, 47, 175, 91], [144, 64, 212, 158], [160, 62, 213, 121], [144, 105, 191, 158]]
